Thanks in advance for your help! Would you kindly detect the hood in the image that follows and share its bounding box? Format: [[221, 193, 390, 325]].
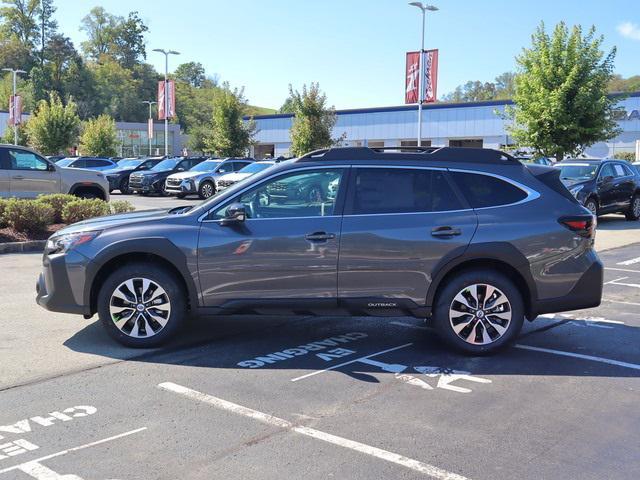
[[220, 172, 251, 182], [53, 208, 171, 236], [560, 178, 591, 188], [103, 166, 137, 175], [167, 171, 206, 181], [132, 169, 171, 177]]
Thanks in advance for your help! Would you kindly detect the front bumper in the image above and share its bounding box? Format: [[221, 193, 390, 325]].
[[165, 180, 196, 195], [533, 258, 603, 317], [36, 251, 91, 316]]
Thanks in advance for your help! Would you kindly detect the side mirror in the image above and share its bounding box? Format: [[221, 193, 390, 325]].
[[220, 203, 247, 226], [47, 163, 56, 172], [177, 167, 185, 172]]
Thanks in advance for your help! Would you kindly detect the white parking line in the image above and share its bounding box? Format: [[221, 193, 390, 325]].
[[603, 298, 640, 307], [605, 267, 640, 274], [158, 382, 470, 480], [515, 344, 640, 371], [617, 256, 640, 266], [604, 277, 640, 289], [0, 428, 146, 476], [390, 321, 429, 330], [290, 343, 414, 382]]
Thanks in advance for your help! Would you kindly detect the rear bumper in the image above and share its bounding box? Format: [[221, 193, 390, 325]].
[[532, 259, 603, 317]]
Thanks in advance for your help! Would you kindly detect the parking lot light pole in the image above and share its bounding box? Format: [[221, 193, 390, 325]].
[[2, 67, 26, 145], [152, 48, 180, 157], [142, 100, 157, 156], [408, 2, 438, 146]]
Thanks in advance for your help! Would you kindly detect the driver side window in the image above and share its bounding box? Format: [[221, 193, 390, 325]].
[[8, 150, 49, 171], [213, 169, 344, 220]]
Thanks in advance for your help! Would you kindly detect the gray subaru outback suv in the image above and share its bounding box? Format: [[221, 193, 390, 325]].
[[36, 147, 603, 354]]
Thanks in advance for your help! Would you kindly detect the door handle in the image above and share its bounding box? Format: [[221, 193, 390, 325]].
[[12, 175, 25, 180], [431, 226, 462, 237], [305, 232, 336, 242]]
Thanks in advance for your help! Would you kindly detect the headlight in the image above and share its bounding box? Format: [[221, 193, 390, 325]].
[[569, 185, 584, 197], [46, 231, 101, 254]]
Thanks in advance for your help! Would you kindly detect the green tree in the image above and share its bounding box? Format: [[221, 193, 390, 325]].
[[79, 114, 117, 156], [0, 70, 34, 111], [608, 74, 640, 93], [1, 121, 28, 145], [80, 6, 117, 62], [110, 11, 147, 68], [508, 22, 620, 160], [38, 0, 57, 65], [175, 61, 205, 88], [186, 124, 213, 155], [205, 84, 255, 157], [288, 83, 341, 156], [26, 91, 80, 155]]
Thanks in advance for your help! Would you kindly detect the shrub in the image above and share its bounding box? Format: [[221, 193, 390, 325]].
[[3, 199, 54, 233], [62, 199, 110, 225], [110, 200, 135, 215], [37, 194, 78, 223], [613, 151, 636, 162], [0, 198, 8, 228]]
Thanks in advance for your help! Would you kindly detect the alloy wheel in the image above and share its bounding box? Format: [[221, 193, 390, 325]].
[[449, 283, 512, 345], [109, 278, 171, 338], [633, 197, 640, 218], [586, 200, 598, 215], [201, 182, 214, 198]]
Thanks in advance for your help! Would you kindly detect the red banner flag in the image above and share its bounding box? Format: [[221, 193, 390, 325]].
[[157, 80, 176, 120], [9, 95, 22, 126], [148, 118, 154, 139], [405, 51, 420, 104], [423, 49, 438, 104]]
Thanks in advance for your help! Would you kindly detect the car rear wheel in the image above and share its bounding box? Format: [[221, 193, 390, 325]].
[[198, 181, 215, 199], [97, 263, 187, 348], [433, 269, 524, 355], [625, 194, 640, 221], [585, 198, 599, 217]]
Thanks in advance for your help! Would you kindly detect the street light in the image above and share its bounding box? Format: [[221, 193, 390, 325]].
[[152, 48, 180, 156], [142, 100, 157, 156], [2, 68, 26, 145], [408, 2, 438, 146]]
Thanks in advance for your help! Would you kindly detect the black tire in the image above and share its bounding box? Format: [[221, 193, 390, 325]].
[[584, 198, 599, 217], [198, 180, 215, 199], [432, 269, 525, 355], [119, 177, 130, 195], [75, 188, 101, 200], [625, 194, 640, 221], [97, 262, 187, 348]]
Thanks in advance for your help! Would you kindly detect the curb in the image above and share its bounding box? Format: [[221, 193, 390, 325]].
[[0, 240, 46, 255]]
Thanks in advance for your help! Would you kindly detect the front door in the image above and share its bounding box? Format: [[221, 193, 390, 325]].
[[338, 167, 477, 308], [6, 149, 59, 198], [197, 167, 347, 307]]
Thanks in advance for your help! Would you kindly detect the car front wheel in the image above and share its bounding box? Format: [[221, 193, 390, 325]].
[[198, 181, 215, 199], [97, 263, 187, 348], [585, 198, 599, 217], [433, 269, 524, 355], [119, 178, 130, 195]]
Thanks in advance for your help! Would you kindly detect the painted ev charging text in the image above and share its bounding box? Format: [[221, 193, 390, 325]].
[[237, 333, 367, 368], [0, 406, 97, 462]]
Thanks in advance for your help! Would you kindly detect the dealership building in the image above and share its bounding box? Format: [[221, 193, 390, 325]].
[[248, 92, 640, 159]]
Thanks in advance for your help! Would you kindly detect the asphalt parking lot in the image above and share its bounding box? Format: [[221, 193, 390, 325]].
[[0, 234, 639, 479]]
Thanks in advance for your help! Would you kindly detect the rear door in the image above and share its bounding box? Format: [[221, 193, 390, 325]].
[[7, 149, 60, 198], [613, 162, 635, 208], [338, 166, 477, 310], [597, 163, 618, 211]]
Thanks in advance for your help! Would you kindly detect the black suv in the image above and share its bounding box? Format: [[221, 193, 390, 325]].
[[36, 147, 603, 354], [557, 159, 640, 220], [104, 157, 164, 194], [128, 157, 206, 194]]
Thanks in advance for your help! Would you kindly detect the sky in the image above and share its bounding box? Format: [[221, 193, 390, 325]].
[[53, 0, 640, 110]]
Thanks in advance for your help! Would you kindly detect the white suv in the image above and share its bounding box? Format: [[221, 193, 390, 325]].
[[0, 145, 109, 200]]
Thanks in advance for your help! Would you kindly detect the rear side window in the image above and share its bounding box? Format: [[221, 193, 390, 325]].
[[450, 172, 528, 208], [350, 168, 463, 215]]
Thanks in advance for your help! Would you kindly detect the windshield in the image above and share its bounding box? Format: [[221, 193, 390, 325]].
[[190, 160, 220, 172], [56, 158, 75, 167], [151, 159, 179, 171], [116, 159, 143, 169], [238, 163, 273, 174], [558, 164, 598, 181]]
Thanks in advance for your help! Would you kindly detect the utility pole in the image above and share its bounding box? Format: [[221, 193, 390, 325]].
[[408, 2, 438, 146], [2, 68, 26, 145], [152, 49, 180, 156], [142, 101, 157, 156]]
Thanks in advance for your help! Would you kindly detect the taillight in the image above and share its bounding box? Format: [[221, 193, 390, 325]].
[[559, 215, 596, 239]]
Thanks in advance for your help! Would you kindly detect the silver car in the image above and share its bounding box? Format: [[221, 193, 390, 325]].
[[0, 145, 109, 200], [164, 158, 253, 199]]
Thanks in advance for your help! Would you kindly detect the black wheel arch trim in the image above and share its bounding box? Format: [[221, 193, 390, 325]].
[[83, 237, 199, 314], [425, 242, 538, 318], [69, 182, 107, 198]]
